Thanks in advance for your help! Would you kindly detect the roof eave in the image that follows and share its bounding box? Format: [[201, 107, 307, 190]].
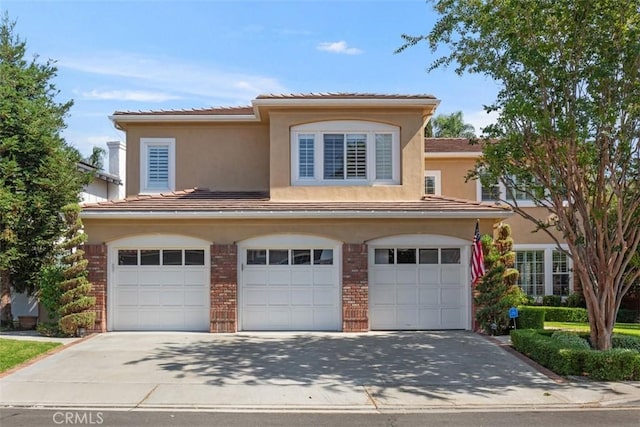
[[80, 210, 512, 220]]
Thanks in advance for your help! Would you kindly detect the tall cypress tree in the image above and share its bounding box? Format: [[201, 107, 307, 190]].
[[0, 14, 84, 324], [58, 204, 95, 335]]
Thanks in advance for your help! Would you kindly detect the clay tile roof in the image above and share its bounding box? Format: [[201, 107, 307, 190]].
[[256, 92, 437, 100], [424, 138, 484, 153], [81, 188, 510, 216], [112, 106, 254, 116]]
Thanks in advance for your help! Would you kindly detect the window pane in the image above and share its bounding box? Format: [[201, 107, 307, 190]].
[[269, 249, 289, 265], [375, 134, 393, 180], [425, 176, 436, 195], [441, 248, 461, 264], [118, 250, 138, 266], [552, 250, 570, 296], [140, 249, 160, 265], [323, 134, 344, 180], [419, 249, 438, 264], [481, 181, 500, 201], [375, 248, 394, 264], [298, 134, 315, 179], [292, 249, 311, 265], [397, 248, 416, 264], [516, 250, 545, 297], [185, 249, 205, 265], [346, 133, 367, 179], [247, 249, 266, 265], [313, 249, 333, 265], [162, 250, 182, 265], [147, 146, 169, 189]]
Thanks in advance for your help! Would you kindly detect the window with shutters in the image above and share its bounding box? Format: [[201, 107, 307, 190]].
[[140, 138, 175, 193], [291, 121, 399, 185]]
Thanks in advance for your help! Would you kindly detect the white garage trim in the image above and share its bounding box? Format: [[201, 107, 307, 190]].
[[237, 234, 342, 331], [107, 234, 211, 331], [368, 234, 471, 330]]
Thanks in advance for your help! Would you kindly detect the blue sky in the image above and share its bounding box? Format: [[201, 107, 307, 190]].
[[3, 0, 500, 158]]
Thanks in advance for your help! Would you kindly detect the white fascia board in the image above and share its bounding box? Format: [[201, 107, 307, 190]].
[[425, 152, 483, 159], [81, 210, 512, 220], [252, 98, 441, 109], [109, 113, 260, 126]]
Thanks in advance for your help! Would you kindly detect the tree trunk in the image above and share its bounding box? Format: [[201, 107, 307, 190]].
[[579, 264, 617, 350], [0, 269, 14, 327]]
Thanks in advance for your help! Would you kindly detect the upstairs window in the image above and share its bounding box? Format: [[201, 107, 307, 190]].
[[424, 170, 441, 195], [291, 121, 400, 185], [140, 138, 175, 193]]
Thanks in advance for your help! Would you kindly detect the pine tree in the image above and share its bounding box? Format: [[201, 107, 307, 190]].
[[474, 223, 525, 334], [58, 204, 95, 335]]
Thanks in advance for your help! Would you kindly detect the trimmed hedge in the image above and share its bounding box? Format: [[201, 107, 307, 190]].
[[515, 307, 545, 329], [520, 305, 639, 324], [510, 329, 640, 380]]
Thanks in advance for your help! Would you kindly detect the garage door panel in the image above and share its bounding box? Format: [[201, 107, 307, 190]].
[[112, 244, 210, 331], [116, 270, 138, 286], [396, 269, 417, 284], [267, 290, 290, 305], [241, 244, 340, 331], [291, 289, 313, 305], [370, 243, 467, 330], [419, 288, 439, 304], [396, 288, 417, 305], [418, 268, 440, 284], [441, 268, 461, 284], [160, 290, 184, 306]]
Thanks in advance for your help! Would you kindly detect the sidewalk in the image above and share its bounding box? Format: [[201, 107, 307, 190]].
[[0, 331, 639, 412]]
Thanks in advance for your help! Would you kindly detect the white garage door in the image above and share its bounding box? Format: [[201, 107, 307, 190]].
[[369, 236, 469, 330], [109, 236, 210, 331], [239, 235, 341, 331]]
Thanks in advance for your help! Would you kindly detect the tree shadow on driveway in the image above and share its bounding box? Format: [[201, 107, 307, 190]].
[[121, 331, 592, 401]]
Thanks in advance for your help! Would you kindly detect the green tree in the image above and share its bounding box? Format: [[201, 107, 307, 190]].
[[84, 146, 106, 170], [0, 14, 84, 324], [474, 223, 526, 334], [430, 111, 475, 138], [58, 204, 95, 335], [398, 0, 640, 349]]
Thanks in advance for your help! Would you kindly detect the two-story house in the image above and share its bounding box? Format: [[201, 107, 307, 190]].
[[424, 138, 573, 301], [81, 93, 512, 333]]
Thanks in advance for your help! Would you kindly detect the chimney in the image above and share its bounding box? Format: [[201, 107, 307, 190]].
[[107, 141, 126, 199]]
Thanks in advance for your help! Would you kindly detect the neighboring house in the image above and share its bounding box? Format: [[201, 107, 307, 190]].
[[9, 142, 125, 322], [424, 137, 573, 301], [80, 93, 512, 334]]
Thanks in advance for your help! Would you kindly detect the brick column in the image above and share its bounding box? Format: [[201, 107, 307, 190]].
[[210, 244, 237, 333], [85, 244, 107, 333], [342, 243, 369, 332]]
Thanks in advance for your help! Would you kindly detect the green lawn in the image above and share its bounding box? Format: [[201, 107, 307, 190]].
[[0, 338, 61, 373], [545, 322, 640, 337]]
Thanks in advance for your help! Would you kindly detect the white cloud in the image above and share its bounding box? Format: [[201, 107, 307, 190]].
[[58, 52, 288, 103], [316, 41, 363, 55], [80, 89, 182, 102], [464, 109, 500, 136]]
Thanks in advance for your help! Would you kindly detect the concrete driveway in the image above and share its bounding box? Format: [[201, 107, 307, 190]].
[[1, 331, 638, 411]]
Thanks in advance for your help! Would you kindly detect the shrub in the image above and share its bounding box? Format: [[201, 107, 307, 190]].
[[521, 306, 589, 322], [515, 306, 545, 329], [616, 309, 639, 323], [566, 292, 586, 308], [542, 295, 562, 307], [584, 349, 639, 381], [36, 322, 73, 338], [37, 265, 64, 319], [510, 329, 640, 380], [612, 334, 640, 351], [550, 330, 591, 349]]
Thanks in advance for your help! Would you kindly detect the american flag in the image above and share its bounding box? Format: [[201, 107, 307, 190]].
[[471, 221, 485, 285]]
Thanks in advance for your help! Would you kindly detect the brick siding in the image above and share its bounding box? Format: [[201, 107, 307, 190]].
[[342, 243, 369, 332], [85, 244, 107, 333], [210, 244, 238, 333]]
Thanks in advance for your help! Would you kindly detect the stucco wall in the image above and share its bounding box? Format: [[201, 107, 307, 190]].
[[123, 123, 270, 196]]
